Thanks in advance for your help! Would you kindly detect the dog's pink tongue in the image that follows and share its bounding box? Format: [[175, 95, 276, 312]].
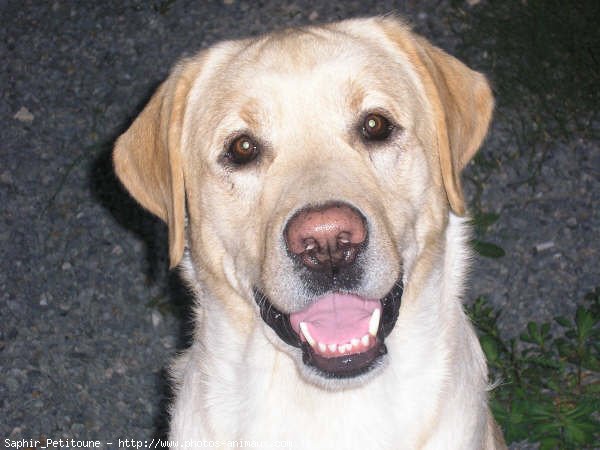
[[290, 293, 380, 344]]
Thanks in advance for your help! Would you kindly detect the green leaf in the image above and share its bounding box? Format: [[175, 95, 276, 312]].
[[541, 322, 551, 338], [583, 355, 600, 371], [575, 306, 595, 340], [555, 316, 571, 328], [545, 378, 561, 392], [528, 356, 560, 369], [481, 335, 500, 362], [564, 420, 591, 444], [527, 321, 538, 336], [520, 331, 535, 344], [470, 211, 500, 234], [554, 337, 573, 358], [564, 401, 596, 419], [526, 322, 544, 345], [539, 437, 561, 450], [528, 401, 555, 419], [471, 239, 506, 258], [586, 381, 600, 393]]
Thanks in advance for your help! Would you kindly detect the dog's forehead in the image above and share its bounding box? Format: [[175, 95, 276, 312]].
[[232, 27, 416, 96], [247, 26, 380, 72], [204, 30, 422, 129]]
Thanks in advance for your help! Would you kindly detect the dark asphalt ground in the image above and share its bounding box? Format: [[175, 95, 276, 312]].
[[1, 1, 598, 448]]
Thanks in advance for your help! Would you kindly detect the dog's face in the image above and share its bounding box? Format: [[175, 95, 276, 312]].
[[114, 17, 493, 389]]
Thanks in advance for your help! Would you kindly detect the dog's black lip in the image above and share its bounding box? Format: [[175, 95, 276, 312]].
[[253, 279, 403, 378], [254, 288, 301, 348], [301, 339, 388, 379]]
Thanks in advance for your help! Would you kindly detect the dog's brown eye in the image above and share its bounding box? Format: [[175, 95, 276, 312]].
[[227, 135, 259, 165], [362, 113, 393, 141]]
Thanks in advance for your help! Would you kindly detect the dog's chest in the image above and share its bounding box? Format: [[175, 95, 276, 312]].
[[238, 393, 405, 450], [225, 356, 428, 450]]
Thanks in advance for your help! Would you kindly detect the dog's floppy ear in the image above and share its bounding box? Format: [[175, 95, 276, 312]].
[[413, 36, 494, 215], [113, 58, 202, 268], [380, 18, 494, 215]]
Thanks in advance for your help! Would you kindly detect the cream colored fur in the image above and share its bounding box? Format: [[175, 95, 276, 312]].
[[113, 16, 505, 449]]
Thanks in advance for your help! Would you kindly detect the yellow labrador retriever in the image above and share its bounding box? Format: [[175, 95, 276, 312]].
[[114, 16, 506, 449]]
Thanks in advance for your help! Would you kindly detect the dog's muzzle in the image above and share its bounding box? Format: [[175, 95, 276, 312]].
[[254, 201, 403, 379]]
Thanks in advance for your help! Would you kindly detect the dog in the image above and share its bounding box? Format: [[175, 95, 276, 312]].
[[113, 15, 506, 449]]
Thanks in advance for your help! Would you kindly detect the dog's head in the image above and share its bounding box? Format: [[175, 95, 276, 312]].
[[114, 17, 493, 388]]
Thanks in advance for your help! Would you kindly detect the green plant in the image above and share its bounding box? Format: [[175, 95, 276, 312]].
[[466, 288, 600, 449]]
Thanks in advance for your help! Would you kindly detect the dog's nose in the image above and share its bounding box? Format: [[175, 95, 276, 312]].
[[285, 202, 367, 271]]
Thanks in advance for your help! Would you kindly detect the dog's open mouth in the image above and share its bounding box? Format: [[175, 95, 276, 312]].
[[254, 281, 403, 379]]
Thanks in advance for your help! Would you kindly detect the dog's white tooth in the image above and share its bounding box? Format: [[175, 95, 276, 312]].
[[351, 338, 360, 348], [299, 322, 315, 346], [368, 308, 381, 336], [328, 343, 337, 353], [318, 342, 327, 353], [339, 344, 348, 354], [361, 334, 370, 347]]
